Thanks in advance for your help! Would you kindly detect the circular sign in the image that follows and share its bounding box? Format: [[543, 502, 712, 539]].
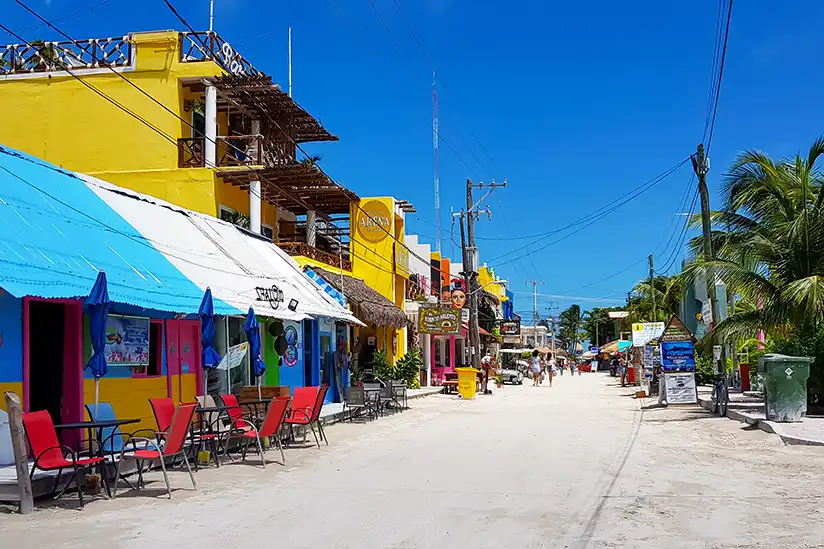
[[357, 200, 392, 243]]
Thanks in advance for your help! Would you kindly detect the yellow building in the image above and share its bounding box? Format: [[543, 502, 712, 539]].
[[0, 30, 356, 263]]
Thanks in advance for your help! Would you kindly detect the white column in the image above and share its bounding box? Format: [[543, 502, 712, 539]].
[[421, 334, 431, 386], [249, 119, 262, 235], [204, 84, 217, 168], [306, 210, 317, 247], [249, 180, 262, 234]]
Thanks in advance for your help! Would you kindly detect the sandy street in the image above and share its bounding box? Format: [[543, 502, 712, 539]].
[[2, 373, 824, 549]]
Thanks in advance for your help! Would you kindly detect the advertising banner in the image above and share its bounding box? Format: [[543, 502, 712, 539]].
[[661, 340, 696, 372], [105, 315, 150, 366], [632, 322, 665, 347], [500, 319, 521, 336], [665, 372, 697, 404], [419, 307, 461, 334]]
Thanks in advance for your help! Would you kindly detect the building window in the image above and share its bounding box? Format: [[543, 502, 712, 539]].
[[133, 321, 163, 377], [261, 223, 274, 241], [192, 109, 205, 138]]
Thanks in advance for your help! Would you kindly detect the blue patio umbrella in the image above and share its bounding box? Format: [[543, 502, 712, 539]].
[[244, 307, 265, 399], [86, 270, 111, 416], [199, 287, 222, 396]]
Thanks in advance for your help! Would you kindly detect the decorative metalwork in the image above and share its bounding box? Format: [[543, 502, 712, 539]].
[[278, 241, 353, 272], [0, 37, 131, 75], [178, 135, 265, 168], [179, 32, 263, 77]]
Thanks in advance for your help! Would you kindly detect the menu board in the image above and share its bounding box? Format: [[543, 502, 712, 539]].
[[419, 307, 461, 334], [105, 315, 150, 366], [661, 340, 696, 372], [665, 373, 697, 404]]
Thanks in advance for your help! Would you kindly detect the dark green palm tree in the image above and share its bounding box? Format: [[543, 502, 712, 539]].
[[685, 137, 824, 347], [628, 274, 684, 323]]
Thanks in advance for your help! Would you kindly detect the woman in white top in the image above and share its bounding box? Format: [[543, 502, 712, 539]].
[[531, 349, 542, 386]]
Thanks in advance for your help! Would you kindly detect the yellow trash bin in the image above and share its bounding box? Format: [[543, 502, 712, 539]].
[[456, 367, 479, 400]]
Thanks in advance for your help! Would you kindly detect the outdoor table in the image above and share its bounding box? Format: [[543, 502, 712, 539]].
[[238, 398, 273, 420], [194, 406, 235, 468], [55, 418, 141, 453], [54, 418, 140, 498]]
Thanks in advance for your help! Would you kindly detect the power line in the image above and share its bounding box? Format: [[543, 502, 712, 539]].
[[705, 0, 734, 154], [487, 159, 689, 264]]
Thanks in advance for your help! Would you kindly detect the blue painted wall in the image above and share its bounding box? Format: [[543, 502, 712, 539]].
[[0, 290, 22, 383], [278, 320, 305, 393]]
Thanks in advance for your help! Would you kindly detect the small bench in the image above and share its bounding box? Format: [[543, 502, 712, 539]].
[[441, 380, 459, 394]]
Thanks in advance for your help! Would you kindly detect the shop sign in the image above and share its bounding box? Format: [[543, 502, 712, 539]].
[[664, 372, 697, 404], [419, 307, 461, 334], [357, 200, 392, 243], [500, 319, 521, 336], [659, 315, 695, 343], [255, 284, 284, 309], [632, 322, 665, 347], [661, 340, 696, 372], [105, 315, 150, 366], [395, 241, 410, 275]]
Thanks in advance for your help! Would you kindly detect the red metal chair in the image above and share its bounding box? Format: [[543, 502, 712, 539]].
[[149, 397, 175, 434], [285, 386, 329, 448], [227, 396, 291, 468], [219, 393, 254, 432], [113, 402, 198, 499], [22, 410, 106, 510]]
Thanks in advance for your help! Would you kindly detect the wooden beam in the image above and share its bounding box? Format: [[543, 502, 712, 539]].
[[5, 392, 33, 514]]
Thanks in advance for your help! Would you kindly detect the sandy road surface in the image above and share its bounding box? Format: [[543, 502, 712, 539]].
[[3, 373, 824, 548]]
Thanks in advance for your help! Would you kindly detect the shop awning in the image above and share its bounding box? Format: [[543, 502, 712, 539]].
[[0, 146, 238, 314], [310, 267, 408, 329], [599, 340, 633, 354], [82, 176, 350, 322]]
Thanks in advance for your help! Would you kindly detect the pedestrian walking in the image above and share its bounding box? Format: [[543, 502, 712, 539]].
[[480, 354, 494, 395], [531, 349, 542, 386], [656, 365, 667, 406], [547, 355, 556, 387], [570, 360, 576, 376]]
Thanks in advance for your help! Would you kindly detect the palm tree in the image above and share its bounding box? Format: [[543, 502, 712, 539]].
[[684, 137, 824, 347], [628, 274, 684, 323], [559, 304, 586, 354]]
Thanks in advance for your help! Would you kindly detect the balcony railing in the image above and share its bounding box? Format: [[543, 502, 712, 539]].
[[0, 37, 132, 76], [279, 241, 353, 272], [178, 135, 264, 168], [179, 32, 263, 77]]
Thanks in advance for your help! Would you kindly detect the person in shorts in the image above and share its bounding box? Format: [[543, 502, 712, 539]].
[[531, 349, 542, 386]]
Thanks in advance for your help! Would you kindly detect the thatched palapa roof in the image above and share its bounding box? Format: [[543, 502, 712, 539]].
[[311, 268, 407, 329]]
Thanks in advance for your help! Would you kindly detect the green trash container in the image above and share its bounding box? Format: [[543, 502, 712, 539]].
[[757, 354, 812, 422]]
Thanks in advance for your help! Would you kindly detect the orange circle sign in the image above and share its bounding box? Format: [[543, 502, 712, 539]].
[[357, 200, 392, 242]]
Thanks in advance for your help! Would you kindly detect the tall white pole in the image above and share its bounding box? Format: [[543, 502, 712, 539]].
[[209, 0, 214, 33], [288, 27, 293, 98], [433, 72, 440, 253]]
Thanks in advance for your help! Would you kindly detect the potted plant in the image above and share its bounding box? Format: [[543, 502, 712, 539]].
[[495, 373, 504, 388]]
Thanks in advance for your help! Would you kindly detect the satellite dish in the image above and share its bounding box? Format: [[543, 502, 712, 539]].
[[268, 321, 284, 337], [274, 335, 287, 355]]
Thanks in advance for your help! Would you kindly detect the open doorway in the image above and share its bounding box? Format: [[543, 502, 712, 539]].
[[28, 301, 66, 423]]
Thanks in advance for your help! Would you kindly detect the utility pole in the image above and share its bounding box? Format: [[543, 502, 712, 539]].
[[649, 253, 656, 321], [692, 143, 725, 373], [461, 178, 506, 368]]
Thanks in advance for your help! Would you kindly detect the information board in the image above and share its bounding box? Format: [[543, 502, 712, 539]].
[[419, 307, 461, 334], [632, 322, 665, 347], [661, 340, 696, 372], [665, 372, 697, 404], [105, 315, 150, 366]]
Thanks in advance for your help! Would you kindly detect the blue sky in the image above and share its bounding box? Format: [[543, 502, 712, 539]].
[[4, 0, 824, 319]]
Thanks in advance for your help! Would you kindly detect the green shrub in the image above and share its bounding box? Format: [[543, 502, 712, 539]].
[[395, 348, 423, 386], [372, 349, 395, 381], [773, 327, 824, 410]]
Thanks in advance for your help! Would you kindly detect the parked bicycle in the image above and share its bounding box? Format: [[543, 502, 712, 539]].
[[710, 373, 728, 416]]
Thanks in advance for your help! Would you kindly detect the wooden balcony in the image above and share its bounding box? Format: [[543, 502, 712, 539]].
[[278, 241, 352, 272], [178, 135, 265, 169]]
